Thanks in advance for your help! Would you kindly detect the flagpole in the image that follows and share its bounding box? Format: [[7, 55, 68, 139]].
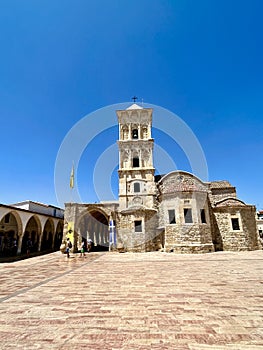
[[70, 161, 74, 203]]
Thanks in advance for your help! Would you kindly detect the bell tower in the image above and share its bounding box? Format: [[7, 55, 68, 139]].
[[116, 103, 156, 211]]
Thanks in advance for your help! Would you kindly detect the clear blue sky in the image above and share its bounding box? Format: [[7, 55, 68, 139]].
[[0, 0, 262, 209]]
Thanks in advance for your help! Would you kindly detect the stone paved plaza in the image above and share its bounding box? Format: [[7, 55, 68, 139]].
[[0, 250, 263, 349]]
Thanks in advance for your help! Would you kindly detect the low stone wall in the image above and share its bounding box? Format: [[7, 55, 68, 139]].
[[169, 243, 214, 254], [164, 224, 214, 253]]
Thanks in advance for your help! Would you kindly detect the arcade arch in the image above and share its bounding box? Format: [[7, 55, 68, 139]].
[[0, 205, 64, 257], [41, 218, 55, 251], [76, 209, 109, 249], [0, 211, 22, 257], [22, 215, 41, 254]]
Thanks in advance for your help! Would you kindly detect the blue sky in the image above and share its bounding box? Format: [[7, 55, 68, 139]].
[[0, 0, 262, 209]]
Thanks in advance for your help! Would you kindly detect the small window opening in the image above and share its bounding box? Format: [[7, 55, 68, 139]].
[[200, 209, 206, 224], [134, 183, 140, 193], [134, 220, 142, 232], [168, 210, 176, 224], [184, 208, 193, 224], [133, 157, 139, 167], [231, 218, 240, 230]]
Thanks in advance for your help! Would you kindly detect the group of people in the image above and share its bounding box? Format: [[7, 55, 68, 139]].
[[65, 238, 93, 259], [0, 237, 18, 257]]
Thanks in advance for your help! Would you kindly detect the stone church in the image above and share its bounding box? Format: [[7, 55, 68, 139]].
[[63, 104, 260, 253]]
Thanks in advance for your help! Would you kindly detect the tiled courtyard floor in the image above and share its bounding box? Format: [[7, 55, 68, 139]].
[[0, 250, 263, 349]]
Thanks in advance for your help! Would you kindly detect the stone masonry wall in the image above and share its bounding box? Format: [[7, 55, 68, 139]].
[[213, 206, 260, 251], [144, 211, 159, 251], [164, 224, 214, 253], [117, 209, 158, 252], [209, 188, 236, 205]]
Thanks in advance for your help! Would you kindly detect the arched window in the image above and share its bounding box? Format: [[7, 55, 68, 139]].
[[122, 126, 129, 140], [142, 126, 148, 139], [132, 129, 138, 139], [134, 183, 140, 192], [133, 157, 139, 167]]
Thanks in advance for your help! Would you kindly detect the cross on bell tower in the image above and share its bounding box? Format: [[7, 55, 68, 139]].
[[132, 96, 138, 103]]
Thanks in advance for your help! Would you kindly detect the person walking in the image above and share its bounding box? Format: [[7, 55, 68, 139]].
[[87, 238, 92, 253], [79, 240, 86, 257], [66, 238, 72, 259]]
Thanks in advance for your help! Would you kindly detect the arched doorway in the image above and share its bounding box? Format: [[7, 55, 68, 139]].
[[0, 212, 20, 257], [22, 216, 41, 253], [41, 219, 54, 251], [76, 209, 109, 251]]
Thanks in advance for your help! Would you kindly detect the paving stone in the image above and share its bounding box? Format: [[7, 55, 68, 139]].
[[0, 250, 263, 349]]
